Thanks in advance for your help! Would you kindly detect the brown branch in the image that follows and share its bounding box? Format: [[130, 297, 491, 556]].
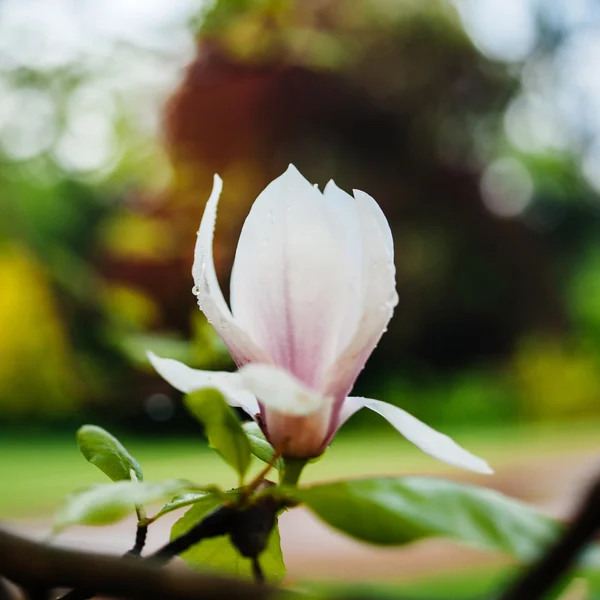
[[57, 499, 278, 600], [23, 586, 49, 600], [148, 504, 234, 564], [126, 523, 149, 558], [251, 557, 265, 584], [500, 476, 600, 600], [59, 522, 152, 600], [0, 579, 14, 600], [5, 473, 600, 600], [0, 528, 282, 600], [56, 585, 92, 600]]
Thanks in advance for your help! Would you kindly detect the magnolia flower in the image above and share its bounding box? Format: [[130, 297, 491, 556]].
[[148, 165, 491, 474]]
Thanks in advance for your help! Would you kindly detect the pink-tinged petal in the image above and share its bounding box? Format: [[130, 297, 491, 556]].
[[229, 165, 363, 388], [341, 397, 493, 474], [321, 180, 367, 356], [335, 395, 366, 429], [238, 363, 333, 457], [323, 190, 398, 401], [192, 175, 271, 367], [238, 364, 328, 415], [147, 352, 259, 418], [263, 410, 333, 458]]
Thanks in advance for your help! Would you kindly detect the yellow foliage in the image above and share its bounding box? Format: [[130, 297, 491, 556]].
[[101, 283, 159, 329], [513, 337, 600, 420], [0, 244, 79, 417], [101, 214, 176, 261]]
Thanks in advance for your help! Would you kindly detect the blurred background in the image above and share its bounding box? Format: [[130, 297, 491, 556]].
[[1, 0, 600, 595]]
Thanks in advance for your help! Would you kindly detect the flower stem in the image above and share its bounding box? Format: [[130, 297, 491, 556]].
[[251, 557, 265, 584], [280, 457, 308, 487]]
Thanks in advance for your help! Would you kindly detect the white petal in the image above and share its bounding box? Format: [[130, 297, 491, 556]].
[[322, 180, 367, 354], [344, 397, 493, 474], [335, 395, 366, 429], [237, 363, 328, 416], [324, 190, 398, 400], [192, 174, 271, 367], [355, 189, 394, 258], [147, 352, 259, 417], [229, 165, 364, 388], [238, 363, 334, 458]]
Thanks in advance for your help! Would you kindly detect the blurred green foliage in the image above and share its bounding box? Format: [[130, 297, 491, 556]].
[[0, 0, 600, 433], [0, 244, 78, 416]]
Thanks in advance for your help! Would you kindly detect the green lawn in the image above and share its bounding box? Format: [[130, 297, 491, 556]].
[[392, 566, 600, 599], [313, 564, 600, 598], [1, 418, 598, 518], [316, 565, 512, 598]]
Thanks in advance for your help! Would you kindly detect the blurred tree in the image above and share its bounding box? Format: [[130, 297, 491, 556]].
[[0, 244, 78, 418], [2, 0, 600, 427], [162, 0, 565, 380]]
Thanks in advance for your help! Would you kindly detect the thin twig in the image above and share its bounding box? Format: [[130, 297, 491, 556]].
[[126, 523, 149, 558], [499, 476, 600, 600], [148, 505, 234, 565], [251, 557, 265, 584], [242, 451, 282, 501]]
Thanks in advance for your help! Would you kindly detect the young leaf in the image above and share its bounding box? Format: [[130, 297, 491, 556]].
[[185, 389, 251, 477], [293, 477, 573, 563], [152, 488, 236, 521], [171, 498, 286, 583], [153, 492, 214, 521], [76, 425, 143, 482], [54, 479, 195, 532], [242, 422, 283, 470]]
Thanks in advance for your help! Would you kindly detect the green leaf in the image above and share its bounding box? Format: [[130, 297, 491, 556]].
[[242, 421, 283, 470], [153, 492, 215, 521], [118, 332, 194, 367], [152, 488, 236, 521], [77, 425, 143, 482], [54, 479, 195, 532], [171, 498, 286, 582], [293, 477, 589, 564], [185, 389, 251, 477]]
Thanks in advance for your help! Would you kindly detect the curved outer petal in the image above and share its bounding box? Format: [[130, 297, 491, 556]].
[[238, 364, 328, 416], [340, 397, 493, 474], [192, 174, 271, 367], [320, 180, 366, 357], [323, 189, 398, 403], [147, 352, 259, 418], [238, 363, 334, 458], [229, 166, 364, 388]]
